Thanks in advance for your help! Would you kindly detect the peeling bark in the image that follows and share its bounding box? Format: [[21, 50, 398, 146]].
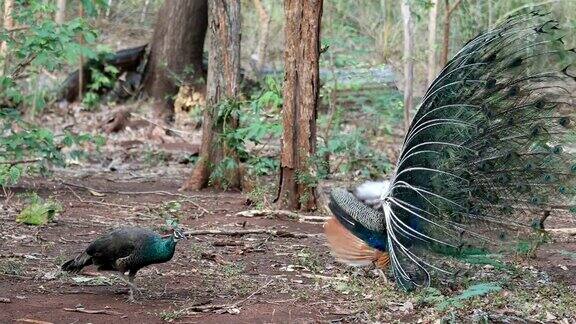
[[276, 0, 322, 211], [143, 0, 208, 123], [182, 0, 241, 191]]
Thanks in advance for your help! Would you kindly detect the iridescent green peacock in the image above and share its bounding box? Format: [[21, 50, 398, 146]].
[[325, 9, 576, 290]]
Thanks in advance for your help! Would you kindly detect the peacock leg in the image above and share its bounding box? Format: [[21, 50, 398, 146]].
[[117, 272, 141, 302]]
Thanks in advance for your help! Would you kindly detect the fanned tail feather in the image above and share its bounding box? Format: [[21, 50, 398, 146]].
[[325, 7, 576, 291]]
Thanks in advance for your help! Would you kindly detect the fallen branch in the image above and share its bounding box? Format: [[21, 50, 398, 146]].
[[59, 180, 211, 215], [547, 228, 576, 235], [63, 308, 123, 316], [66, 187, 134, 209], [235, 209, 329, 223], [16, 319, 53, 324], [0, 158, 41, 165], [185, 228, 319, 239]]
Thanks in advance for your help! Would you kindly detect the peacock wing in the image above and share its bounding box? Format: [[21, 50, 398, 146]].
[[86, 228, 137, 267]]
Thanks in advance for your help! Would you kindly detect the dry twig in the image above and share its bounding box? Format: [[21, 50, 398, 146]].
[[185, 228, 319, 238]]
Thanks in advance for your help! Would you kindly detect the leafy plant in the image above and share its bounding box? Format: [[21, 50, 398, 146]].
[[16, 196, 62, 226], [0, 1, 106, 187], [437, 282, 502, 311]]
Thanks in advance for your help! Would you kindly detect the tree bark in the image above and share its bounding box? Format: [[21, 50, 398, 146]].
[[252, 0, 271, 78], [182, 0, 241, 191], [143, 0, 208, 123], [1, 0, 14, 73], [426, 0, 437, 87], [276, 0, 323, 211], [78, 2, 84, 101], [401, 0, 413, 133], [55, 0, 66, 24], [140, 0, 150, 24], [105, 0, 112, 18], [440, 0, 462, 67]]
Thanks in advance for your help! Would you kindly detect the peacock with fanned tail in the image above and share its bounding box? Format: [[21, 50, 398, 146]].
[[61, 226, 186, 302], [324, 9, 576, 290]]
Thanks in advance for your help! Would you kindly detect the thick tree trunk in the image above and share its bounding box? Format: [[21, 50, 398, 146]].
[[440, 0, 461, 67], [426, 0, 437, 87], [276, 0, 323, 211], [182, 0, 241, 191], [143, 0, 208, 123], [401, 1, 413, 133], [55, 0, 66, 24]]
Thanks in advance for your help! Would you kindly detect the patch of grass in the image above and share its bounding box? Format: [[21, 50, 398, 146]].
[[436, 282, 502, 311], [295, 248, 323, 274], [0, 258, 25, 276], [143, 147, 169, 166], [559, 250, 576, 260], [159, 309, 184, 322], [221, 263, 245, 277]]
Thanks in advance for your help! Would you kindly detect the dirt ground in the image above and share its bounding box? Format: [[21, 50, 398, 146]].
[[1, 168, 575, 323], [1, 104, 576, 323]]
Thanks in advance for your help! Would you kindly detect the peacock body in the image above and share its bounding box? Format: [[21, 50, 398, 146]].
[[61, 226, 185, 301], [325, 9, 576, 290]]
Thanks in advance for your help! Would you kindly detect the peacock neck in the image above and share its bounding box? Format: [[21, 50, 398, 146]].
[[149, 235, 177, 262]]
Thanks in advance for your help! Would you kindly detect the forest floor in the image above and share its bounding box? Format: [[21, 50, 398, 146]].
[[1, 101, 576, 323], [0, 166, 575, 323]]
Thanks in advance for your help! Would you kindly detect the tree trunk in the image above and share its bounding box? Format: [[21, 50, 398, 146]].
[[426, 0, 437, 87], [55, 0, 66, 24], [105, 0, 112, 18], [78, 2, 84, 101], [440, 0, 461, 67], [182, 0, 241, 191], [1, 0, 14, 73], [143, 0, 208, 123], [140, 0, 150, 24], [276, 0, 323, 211], [401, 0, 413, 133], [252, 0, 271, 78]]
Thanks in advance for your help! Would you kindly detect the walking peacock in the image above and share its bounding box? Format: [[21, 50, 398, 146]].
[[325, 9, 576, 290], [61, 226, 186, 301]]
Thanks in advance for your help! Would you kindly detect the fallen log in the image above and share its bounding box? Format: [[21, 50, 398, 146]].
[[59, 44, 148, 102]]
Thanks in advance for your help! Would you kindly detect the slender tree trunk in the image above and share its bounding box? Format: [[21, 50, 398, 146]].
[[55, 0, 66, 24], [488, 0, 493, 28], [78, 2, 84, 101], [251, 0, 271, 78], [1, 0, 14, 73], [426, 0, 438, 86], [105, 0, 112, 19], [140, 0, 150, 24], [440, 0, 462, 67], [401, 1, 413, 133], [143, 0, 208, 124], [182, 0, 241, 191], [276, 0, 323, 211]]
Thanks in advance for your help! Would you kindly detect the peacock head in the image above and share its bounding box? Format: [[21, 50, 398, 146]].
[[165, 219, 187, 242], [172, 227, 186, 241]]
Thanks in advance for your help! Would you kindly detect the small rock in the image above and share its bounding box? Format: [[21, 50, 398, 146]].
[[558, 264, 568, 271], [483, 264, 495, 270], [545, 311, 557, 321], [0, 297, 11, 303]]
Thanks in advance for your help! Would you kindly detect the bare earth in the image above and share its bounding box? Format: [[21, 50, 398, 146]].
[[1, 172, 575, 323]]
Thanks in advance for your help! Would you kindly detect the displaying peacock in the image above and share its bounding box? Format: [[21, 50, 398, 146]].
[[61, 226, 186, 302], [325, 9, 576, 290]]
